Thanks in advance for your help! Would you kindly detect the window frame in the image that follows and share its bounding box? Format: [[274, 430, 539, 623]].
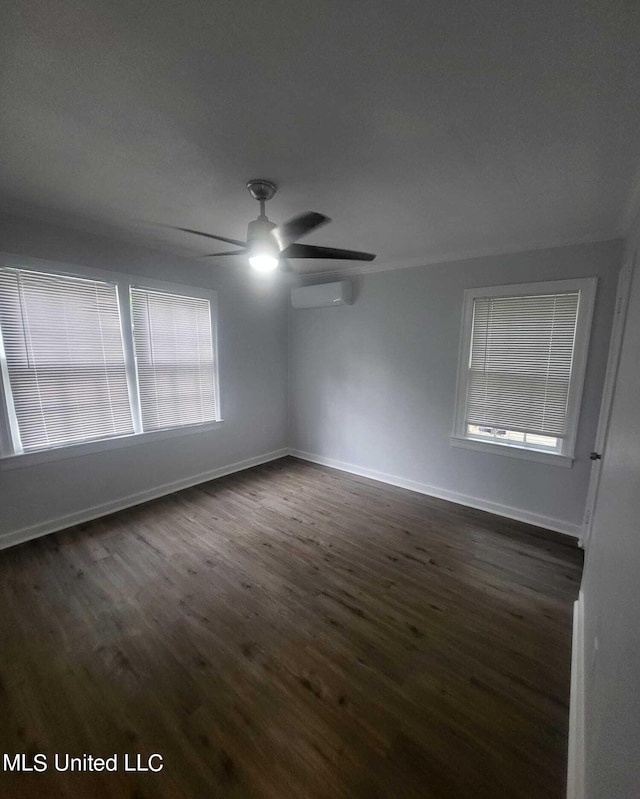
[[0, 253, 222, 471], [451, 277, 597, 468]]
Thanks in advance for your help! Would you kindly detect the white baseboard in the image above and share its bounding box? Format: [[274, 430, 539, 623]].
[[2, 445, 580, 551], [0, 448, 289, 551], [567, 591, 585, 799], [288, 449, 581, 538]]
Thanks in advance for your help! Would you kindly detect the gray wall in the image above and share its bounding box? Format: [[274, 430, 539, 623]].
[[0, 215, 623, 547], [583, 219, 640, 798], [289, 240, 622, 534], [0, 212, 289, 546]]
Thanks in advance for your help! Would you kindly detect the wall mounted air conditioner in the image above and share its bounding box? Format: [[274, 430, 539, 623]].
[[291, 280, 352, 309]]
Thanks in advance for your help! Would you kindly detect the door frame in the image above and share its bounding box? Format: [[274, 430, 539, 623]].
[[580, 252, 636, 549]]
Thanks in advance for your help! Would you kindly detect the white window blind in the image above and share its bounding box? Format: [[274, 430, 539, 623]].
[[466, 292, 580, 437], [130, 287, 217, 432], [0, 267, 134, 452]]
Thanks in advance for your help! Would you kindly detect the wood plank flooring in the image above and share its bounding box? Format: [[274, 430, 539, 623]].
[[0, 456, 582, 798]]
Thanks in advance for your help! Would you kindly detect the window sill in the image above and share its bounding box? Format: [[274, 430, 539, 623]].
[[0, 420, 224, 471], [450, 435, 573, 468]]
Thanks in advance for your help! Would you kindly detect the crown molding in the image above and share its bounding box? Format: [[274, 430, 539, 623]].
[[295, 233, 620, 282]]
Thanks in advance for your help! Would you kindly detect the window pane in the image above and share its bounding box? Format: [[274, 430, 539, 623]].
[[498, 429, 525, 443], [130, 287, 218, 431], [466, 424, 557, 451], [525, 433, 558, 448], [467, 424, 495, 438], [0, 267, 133, 452]]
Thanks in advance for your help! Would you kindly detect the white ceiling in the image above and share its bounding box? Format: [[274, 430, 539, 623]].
[[1, 0, 639, 275]]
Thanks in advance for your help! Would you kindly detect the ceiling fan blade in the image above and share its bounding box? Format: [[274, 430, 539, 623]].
[[272, 212, 330, 250], [282, 243, 376, 261], [278, 256, 293, 273], [200, 249, 246, 257], [167, 225, 247, 247]]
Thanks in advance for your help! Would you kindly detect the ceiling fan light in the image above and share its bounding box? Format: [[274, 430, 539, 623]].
[[249, 252, 279, 272], [247, 227, 279, 272]]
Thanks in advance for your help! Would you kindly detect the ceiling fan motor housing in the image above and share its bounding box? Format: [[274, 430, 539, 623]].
[[247, 216, 277, 240], [247, 216, 279, 257]]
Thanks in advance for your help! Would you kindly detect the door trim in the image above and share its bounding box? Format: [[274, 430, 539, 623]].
[[581, 253, 636, 547]]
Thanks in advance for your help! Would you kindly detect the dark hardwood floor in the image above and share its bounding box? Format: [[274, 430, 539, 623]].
[[0, 456, 582, 798]]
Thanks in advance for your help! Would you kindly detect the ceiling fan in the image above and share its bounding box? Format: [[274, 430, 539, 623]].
[[168, 180, 376, 272]]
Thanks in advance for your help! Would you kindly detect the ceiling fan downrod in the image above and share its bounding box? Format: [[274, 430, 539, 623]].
[[246, 179, 277, 219]]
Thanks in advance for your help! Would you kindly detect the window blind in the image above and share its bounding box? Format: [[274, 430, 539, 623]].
[[466, 292, 580, 437], [0, 267, 134, 452], [130, 287, 217, 432]]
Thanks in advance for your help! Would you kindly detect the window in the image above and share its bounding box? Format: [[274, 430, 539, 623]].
[[0, 260, 220, 462], [130, 287, 218, 431], [451, 278, 597, 466]]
